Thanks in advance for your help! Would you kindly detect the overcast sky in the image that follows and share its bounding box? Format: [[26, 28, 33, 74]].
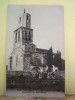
[[6, 5, 64, 60]]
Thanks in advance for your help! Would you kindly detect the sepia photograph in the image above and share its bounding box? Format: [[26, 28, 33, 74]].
[[6, 5, 65, 98]]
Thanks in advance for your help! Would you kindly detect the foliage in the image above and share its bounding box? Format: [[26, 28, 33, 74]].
[[46, 46, 53, 71], [53, 51, 62, 70]]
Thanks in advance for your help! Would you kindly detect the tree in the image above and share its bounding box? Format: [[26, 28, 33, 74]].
[[46, 46, 53, 72], [53, 51, 62, 70]]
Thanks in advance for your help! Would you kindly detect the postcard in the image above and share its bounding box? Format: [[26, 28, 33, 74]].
[[6, 5, 65, 97]]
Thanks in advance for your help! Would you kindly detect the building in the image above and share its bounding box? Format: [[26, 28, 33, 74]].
[[7, 9, 65, 76]]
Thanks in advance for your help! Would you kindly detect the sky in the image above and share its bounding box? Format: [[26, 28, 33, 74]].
[[6, 5, 64, 61]]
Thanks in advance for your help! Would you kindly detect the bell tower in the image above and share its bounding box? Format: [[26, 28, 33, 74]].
[[13, 9, 35, 52], [18, 9, 31, 28]]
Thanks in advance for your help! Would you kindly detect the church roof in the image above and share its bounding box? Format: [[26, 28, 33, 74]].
[[36, 48, 48, 54]]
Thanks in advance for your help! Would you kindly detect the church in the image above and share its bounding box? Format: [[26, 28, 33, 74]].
[[7, 9, 64, 75]]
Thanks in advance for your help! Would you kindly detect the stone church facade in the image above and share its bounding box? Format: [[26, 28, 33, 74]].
[[8, 9, 49, 73]]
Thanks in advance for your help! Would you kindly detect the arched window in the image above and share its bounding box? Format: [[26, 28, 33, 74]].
[[25, 31, 27, 42], [27, 15, 28, 20], [29, 32, 31, 41], [15, 32, 17, 43], [18, 31, 20, 42], [22, 31, 25, 45], [19, 17, 21, 23]]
